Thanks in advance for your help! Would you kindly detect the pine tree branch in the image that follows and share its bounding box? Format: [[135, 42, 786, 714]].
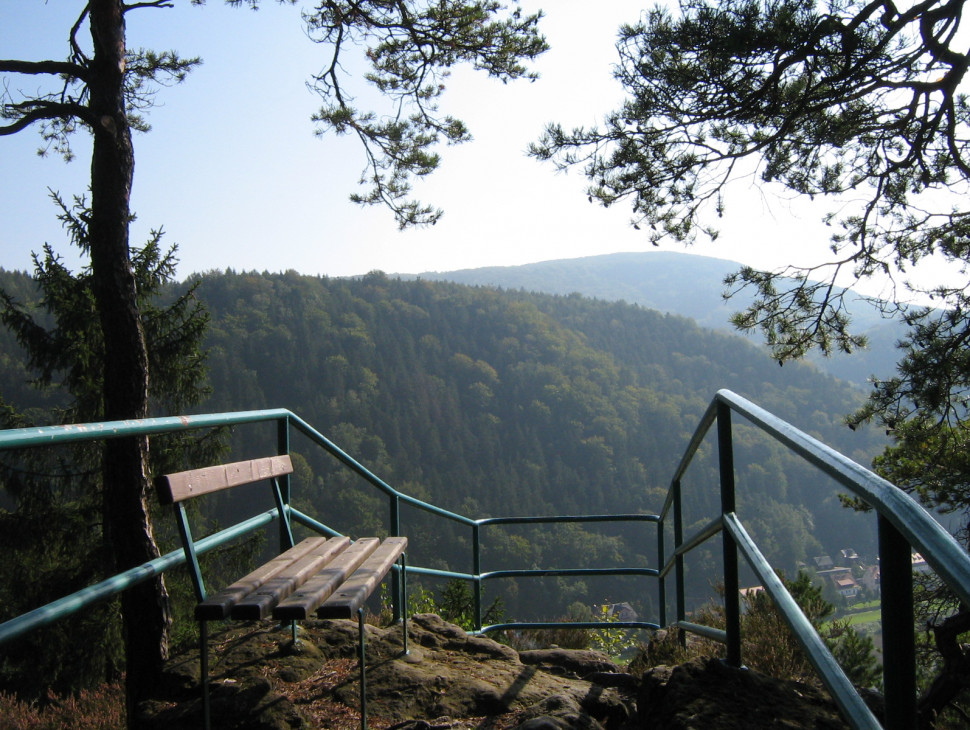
[[123, 2, 176, 10], [0, 59, 86, 79], [0, 101, 91, 137]]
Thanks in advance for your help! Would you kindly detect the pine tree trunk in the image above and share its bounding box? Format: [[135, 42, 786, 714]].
[[87, 2, 171, 725]]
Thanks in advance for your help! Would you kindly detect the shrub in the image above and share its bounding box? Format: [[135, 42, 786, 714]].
[[0, 684, 124, 730], [631, 573, 881, 690]]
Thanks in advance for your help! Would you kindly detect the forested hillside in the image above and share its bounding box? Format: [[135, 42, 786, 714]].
[[0, 268, 885, 620], [414, 251, 904, 388]]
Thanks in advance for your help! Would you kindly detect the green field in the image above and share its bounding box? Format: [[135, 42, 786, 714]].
[[844, 609, 881, 626]]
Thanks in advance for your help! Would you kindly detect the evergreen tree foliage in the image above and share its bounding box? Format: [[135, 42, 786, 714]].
[[2, 2, 545, 715], [638, 572, 881, 690], [530, 1, 970, 720], [1, 194, 211, 422], [531, 0, 970, 358], [0, 197, 213, 700], [743, 573, 881, 690], [302, 0, 548, 226]]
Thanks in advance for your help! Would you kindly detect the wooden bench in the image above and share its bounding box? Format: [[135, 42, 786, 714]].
[[155, 455, 408, 730]]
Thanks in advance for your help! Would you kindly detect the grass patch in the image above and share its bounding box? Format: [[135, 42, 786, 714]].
[[0, 684, 124, 730], [844, 609, 881, 626]]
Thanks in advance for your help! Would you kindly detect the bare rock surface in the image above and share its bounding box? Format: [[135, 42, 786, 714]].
[[137, 614, 853, 729], [518, 649, 619, 677], [639, 657, 850, 730], [327, 614, 632, 727]]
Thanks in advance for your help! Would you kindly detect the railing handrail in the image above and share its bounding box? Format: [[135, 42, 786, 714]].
[[661, 389, 970, 730], [0, 409, 646, 642], [0, 409, 478, 529], [711, 389, 970, 606], [0, 409, 293, 448], [2, 393, 969, 730]]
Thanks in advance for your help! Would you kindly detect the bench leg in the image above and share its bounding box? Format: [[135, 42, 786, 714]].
[[357, 607, 367, 730], [400, 553, 409, 656], [200, 620, 211, 730]]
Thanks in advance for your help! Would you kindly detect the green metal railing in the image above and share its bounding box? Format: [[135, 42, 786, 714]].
[[657, 389, 970, 730], [1, 390, 969, 730], [0, 408, 660, 645]]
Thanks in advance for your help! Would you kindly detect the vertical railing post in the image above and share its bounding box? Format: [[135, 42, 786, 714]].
[[473, 523, 483, 631], [277, 415, 291, 554], [276, 416, 298, 643], [658, 512, 667, 628], [389, 494, 403, 622], [879, 514, 917, 730], [717, 401, 741, 668], [673, 478, 686, 648]]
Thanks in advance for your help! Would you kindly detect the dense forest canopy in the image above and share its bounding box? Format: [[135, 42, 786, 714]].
[[0, 267, 886, 621], [414, 251, 908, 389]]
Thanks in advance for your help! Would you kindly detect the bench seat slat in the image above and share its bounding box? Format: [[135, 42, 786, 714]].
[[157, 455, 293, 505], [317, 536, 408, 619], [230, 536, 361, 620], [195, 536, 350, 620], [274, 538, 384, 621]]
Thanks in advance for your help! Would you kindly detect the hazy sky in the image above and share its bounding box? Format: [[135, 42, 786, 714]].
[[0, 2, 900, 290]]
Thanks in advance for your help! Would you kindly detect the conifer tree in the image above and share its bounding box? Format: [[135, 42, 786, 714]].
[[532, 1, 970, 721], [0, 194, 213, 702], [2, 2, 545, 721]]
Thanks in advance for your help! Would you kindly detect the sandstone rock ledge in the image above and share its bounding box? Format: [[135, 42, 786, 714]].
[[137, 613, 852, 729]]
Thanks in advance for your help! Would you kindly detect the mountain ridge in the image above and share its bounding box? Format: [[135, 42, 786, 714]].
[[407, 251, 903, 388]]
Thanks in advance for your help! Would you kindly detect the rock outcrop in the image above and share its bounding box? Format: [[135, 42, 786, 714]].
[[137, 614, 853, 729], [639, 657, 850, 729]]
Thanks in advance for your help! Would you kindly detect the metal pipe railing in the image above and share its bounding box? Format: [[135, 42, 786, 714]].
[[3, 391, 970, 730], [0, 508, 278, 646], [0, 409, 657, 649], [470, 512, 659, 632], [0, 408, 294, 449], [658, 389, 970, 730]]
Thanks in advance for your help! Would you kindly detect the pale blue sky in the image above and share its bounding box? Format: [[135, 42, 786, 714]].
[[0, 1, 896, 291]]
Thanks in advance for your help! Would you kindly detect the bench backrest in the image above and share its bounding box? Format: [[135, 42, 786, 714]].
[[156, 455, 293, 505], [155, 455, 295, 603]]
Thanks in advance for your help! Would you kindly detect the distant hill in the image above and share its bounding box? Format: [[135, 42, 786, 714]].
[[411, 251, 904, 388], [0, 268, 887, 621]]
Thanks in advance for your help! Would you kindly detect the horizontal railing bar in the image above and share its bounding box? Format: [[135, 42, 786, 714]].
[[723, 512, 881, 730], [0, 409, 293, 450], [0, 508, 277, 646], [481, 567, 658, 580], [285, 413, 478, 528], [674, 620, 727, 644], [403, 566, 478, 581], [289, 507, 344, 538], [478, 620, 661, 635], [716, 389, 970, 608], [0, 409, 477, 531], [476, 513, 659, 526]]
